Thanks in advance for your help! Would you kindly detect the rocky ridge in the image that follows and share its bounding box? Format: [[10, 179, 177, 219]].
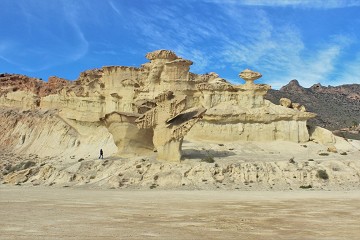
[[265, 80, 360, 139], [0, 73, 70, 97]]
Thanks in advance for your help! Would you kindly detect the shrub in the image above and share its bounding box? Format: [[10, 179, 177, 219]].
[[23, 161, 36, 169], [8, 161, 36, 173], [300, 185, 312, 189], [316, 169, 329, 180]]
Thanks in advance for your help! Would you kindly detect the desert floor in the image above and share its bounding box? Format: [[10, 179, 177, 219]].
[[1, 186, 360, 240]]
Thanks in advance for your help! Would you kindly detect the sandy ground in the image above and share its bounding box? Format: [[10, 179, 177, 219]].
[[1, 186, 360, 240]]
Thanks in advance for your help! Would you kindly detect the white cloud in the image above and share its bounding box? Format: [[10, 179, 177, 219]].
[[2, 0, 359, 87], [0, 41, 25, 67], [286, 45, 342, 87], [191, 1, 357, 88], [334, 53, 360, 85], [128, 6, 212, 49], [115, 0, 360, 89], [109, 1, 121, 15], [0, 1, 89, 73], [202, 0, 360, 8], [119, 1, 356, 88], [68, 23, 89, 62], [0, 55, 18, 66], [175, 48, 210, 73]]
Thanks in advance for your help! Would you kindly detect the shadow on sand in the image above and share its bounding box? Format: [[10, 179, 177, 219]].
[[181, 148, 236, 160]]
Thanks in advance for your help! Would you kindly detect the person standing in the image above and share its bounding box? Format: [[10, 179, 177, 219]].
[[99, 149, 103, 159]]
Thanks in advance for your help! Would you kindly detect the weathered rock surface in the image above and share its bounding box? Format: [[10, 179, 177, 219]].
[[266, 80, 360, 140], [1, 139, 360, 190], [0, 50, 318, 162], [0, 108, 117, 158]]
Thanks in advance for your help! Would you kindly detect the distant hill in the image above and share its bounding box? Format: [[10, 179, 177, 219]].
[[265, 80, 360, 139]]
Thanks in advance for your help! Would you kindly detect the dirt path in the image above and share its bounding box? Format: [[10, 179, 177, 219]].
[[1, 186, 360, 239]]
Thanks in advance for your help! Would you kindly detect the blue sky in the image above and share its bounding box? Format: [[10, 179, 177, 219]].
[[1, 0, 360, 89]]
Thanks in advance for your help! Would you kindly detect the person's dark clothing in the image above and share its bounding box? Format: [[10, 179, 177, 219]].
[[99, 149, 103, 159]]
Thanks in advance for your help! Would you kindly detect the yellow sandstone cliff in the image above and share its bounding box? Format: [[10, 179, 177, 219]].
[[0, 50, 316, 162]]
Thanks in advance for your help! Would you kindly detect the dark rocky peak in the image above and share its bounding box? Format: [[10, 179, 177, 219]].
[[279, 79, 306, 93], [310, 83, 360, 100], [266, 80, 360, 137], [310, 83, 323, 90], [310, 83, 336, 93]]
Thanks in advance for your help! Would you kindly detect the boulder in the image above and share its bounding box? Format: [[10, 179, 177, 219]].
[[280, 98, 292, 108], [309, 126, 336, 145]]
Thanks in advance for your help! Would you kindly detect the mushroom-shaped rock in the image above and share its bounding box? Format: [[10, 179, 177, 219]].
[[239, 69, 262, 85]]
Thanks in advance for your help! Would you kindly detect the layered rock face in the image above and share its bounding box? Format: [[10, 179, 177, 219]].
[[0, 108, 117, 158], [188, 69, 315, 142], [0, 50, 316, 161]]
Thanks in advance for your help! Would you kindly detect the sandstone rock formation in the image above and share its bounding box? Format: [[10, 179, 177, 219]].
[[101, 112, 153, 156], [135, 91, 206, 161], [0, 50, 317, 162], [308, 126, 336, 145], [0, 108, 117, 158], [188, 69, 316, 142], [265, 80, 360, 139], [280, 97, 292, 108]]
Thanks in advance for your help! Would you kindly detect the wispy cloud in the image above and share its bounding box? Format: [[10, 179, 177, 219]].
[[108, 0, 360, 88], [2, 0, 359, 86], [334, 53, 360, 85], [109, 0, 121, 15], [0, 55, 19, 66], [60, 1, 89, 62], [183, 1, 358, 88], [0, 41, 25, 67], [222, 30, 352, 88], [0, 1, 89, 73], [202, 0, 360, 8], [112, 0, 358, 88], [243, 0, 360, 8], [119, 2, 218, 71]]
